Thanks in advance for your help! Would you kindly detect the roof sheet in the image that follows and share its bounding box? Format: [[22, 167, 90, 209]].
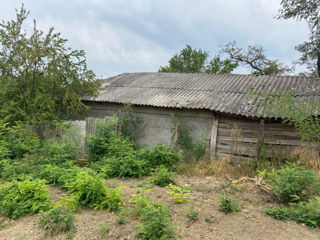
[[83, 72, 320, 118]]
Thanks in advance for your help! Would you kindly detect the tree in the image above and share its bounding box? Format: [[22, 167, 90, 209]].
[[220, 41, 293, 76], [159, 45, 238, 73], [0, 6, 100, 125], [277, 0, 320, 76]]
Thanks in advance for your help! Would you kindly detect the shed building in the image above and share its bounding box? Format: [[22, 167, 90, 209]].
[[81, 72, 320, 159]]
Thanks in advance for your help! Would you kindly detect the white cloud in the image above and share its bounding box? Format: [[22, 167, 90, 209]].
[[0, 0, 311, 77]]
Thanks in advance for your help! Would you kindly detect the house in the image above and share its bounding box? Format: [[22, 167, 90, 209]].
[[80, 72, 320, 159]]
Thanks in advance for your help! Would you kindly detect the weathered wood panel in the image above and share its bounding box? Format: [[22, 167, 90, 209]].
[[216, 115, 302, 160]]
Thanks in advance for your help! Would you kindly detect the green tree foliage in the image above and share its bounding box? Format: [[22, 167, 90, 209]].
[[277, 0, 320, 76], [159, 45, 238, 73], [252, 89, 320, 144], [277, 0, 319, 29], [220, 41, 293, 76], [0, 6, 100, 125]]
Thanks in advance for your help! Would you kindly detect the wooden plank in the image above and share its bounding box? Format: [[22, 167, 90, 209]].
[[217, 138, 301, 146], [255, 119, 265, 166], [210, 114, 219, 157]]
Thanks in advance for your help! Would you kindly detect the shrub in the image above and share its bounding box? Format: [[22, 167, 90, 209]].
[[118, 102, 143, 143], [87, 127, 151, 178], [264, 198, 320, 228], [104, 155, 150, 178], [38, 206, 76, 237], [136, 201, 175, 240], [130, 190, 153, 218], [0, 123, 42, 160], [38, 136, 80, 165], [166, 183, 191, 204], [0, 179, 50, 219], [67, 171, 124, 211], [0, 158, 35, 181], [218, 194, 242, 214], [139, 144, 182, 169], [36, 164, 66, 185], [86, 120, 117, 162], [263, 162, 320, 204], [151, 166, 175, 187]]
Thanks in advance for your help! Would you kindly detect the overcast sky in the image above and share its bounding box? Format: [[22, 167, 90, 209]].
[[0, 0, 309, 78]]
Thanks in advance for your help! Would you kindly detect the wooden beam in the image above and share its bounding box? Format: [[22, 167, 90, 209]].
[[255, 119, 265, 168], [173, 123, 179, 149], [210, 114, 219, 157]]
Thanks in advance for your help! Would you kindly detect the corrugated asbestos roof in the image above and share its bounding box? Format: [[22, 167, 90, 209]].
[[82, 72, 320, 118]]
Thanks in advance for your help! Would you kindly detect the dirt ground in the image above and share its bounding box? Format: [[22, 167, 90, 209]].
[[0, 175, 319, 240]]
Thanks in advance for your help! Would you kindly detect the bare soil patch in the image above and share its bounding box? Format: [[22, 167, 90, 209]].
[[0, 175, 319, 240]]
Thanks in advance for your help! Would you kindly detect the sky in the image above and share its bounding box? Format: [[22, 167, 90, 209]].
[[0, 0, 310, 78]]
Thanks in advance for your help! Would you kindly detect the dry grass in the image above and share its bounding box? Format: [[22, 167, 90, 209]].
[[294, 146, 320, 175], [176, 156, 256, 179]]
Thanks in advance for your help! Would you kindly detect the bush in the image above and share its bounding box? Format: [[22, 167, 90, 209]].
[[36, 164, 66, 185], [87, 127, 151, 178], [218, 194, 242, 214], [139, 144, 182, 169], [86, 120, 117, 162], [103, 155, 150, 178], [135, 200, 175, 240], [264, 163, 320, 204], [38, 136, 80, 165], [151, 166, 175, 187], [264, 198, 320, 228], [38, 206, 76, 237], [67, 171, 124, 211], [0, 158, 35, 181], [0, 179, 50, 219], [0, 123, 41, 160]]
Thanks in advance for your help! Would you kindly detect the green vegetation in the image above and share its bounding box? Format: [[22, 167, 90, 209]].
[[0, 6, 100, 125], [261, 163, 320, 204], [98, 224, 110, 238], [218, 194, 242, 214], [167, 183, 191, 204], [0, 179, 50, 219], [131, 192, 175, 240], [38, 206, 76, 237], [186, 203, 199, 222], [171, 115, 208, 161], [264, 198, 320, 228], [151, 166, 176, 187], [159, 44, 238, 74]]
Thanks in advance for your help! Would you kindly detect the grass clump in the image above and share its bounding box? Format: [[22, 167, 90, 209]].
[[38, 206, 76, 237], [151, 166, 175, 187], [218, 194, 242, 214], [0, 179, 50, 219]]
